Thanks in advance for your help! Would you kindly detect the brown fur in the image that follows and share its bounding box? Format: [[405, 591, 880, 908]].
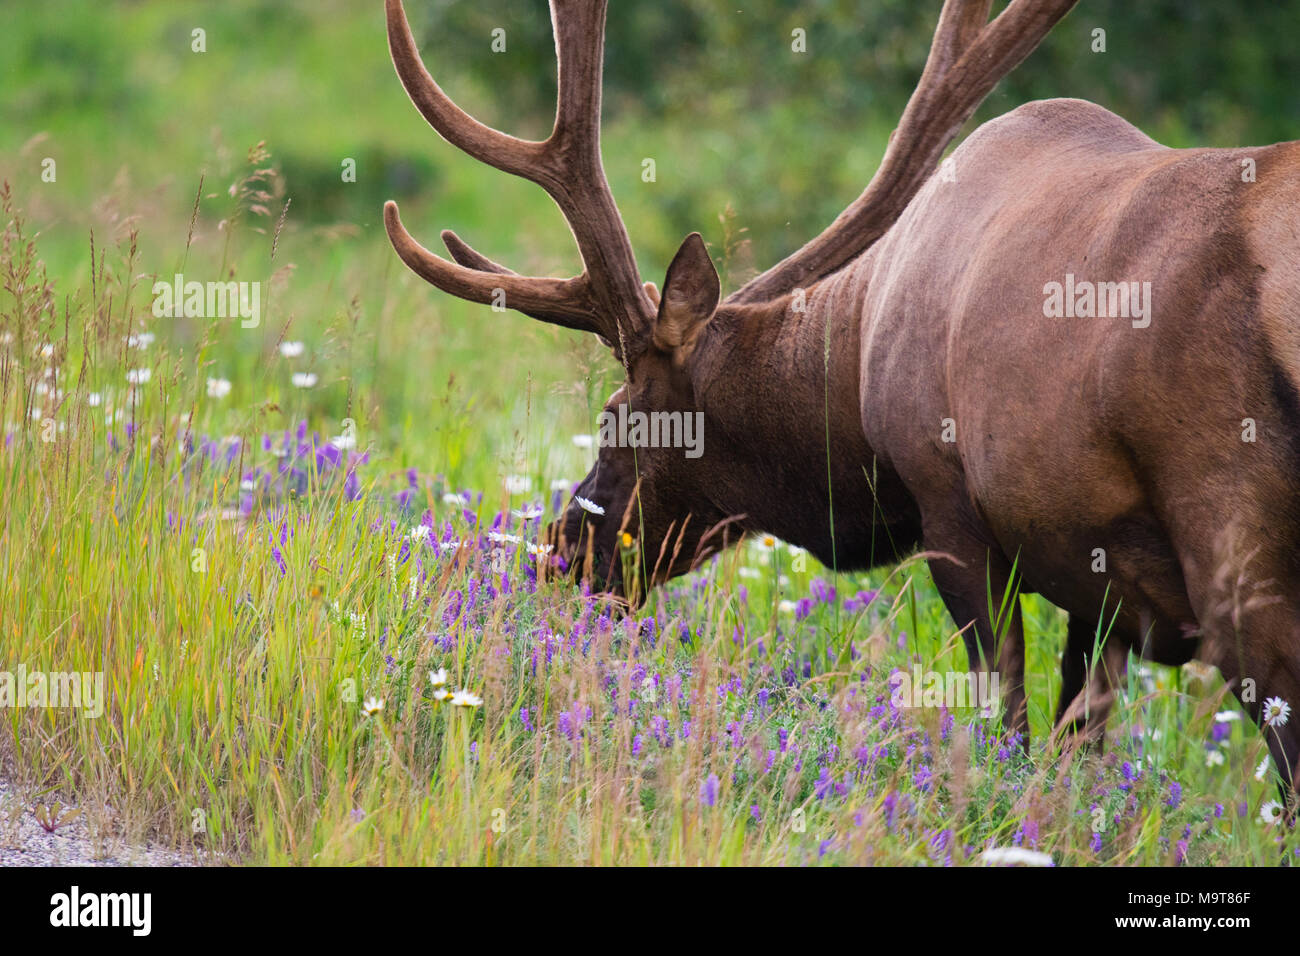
[[556, 100, 1300, 791]]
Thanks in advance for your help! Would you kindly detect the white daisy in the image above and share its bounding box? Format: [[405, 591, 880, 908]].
[[512, 506, 544, 520], [279, 341, 305, 357], [330, 431, 356, 450], [778, 600, 796, 614], [1205, 749, 1225, 768], [1255, 755, 1272, 781], [980, 847, 1053, 867], [488, 532, 522, 545], [442, 492, 467, 506], [527, 542, 554, 559], [206, 377, 232, 398], [126, 332, 155, 349], [1214, 710, 1241, 723], [408, 525, 432, 542], [1262, 696, 1291, 728], [550, 478, 573, 491], [575, 496, 605, 516], [86, 392, 102, 407], [1259, 800, 1284, 825], [505, 474, 531, 494], [126, 368, 151, 385], [451, 689, 482, 708], [362, 697, 384, 717], [429, 668, 449, 688], [291, 372, 318, 388]]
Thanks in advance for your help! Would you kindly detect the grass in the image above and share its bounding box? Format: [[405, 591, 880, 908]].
[[1, 174, 1297, 865], [1, 0, 1296, 867]]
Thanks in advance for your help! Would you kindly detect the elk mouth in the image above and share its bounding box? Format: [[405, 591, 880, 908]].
[[543, 515, 626, 599]]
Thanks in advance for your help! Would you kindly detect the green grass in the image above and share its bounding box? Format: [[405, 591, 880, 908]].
[[1, 180, 1294, 865]]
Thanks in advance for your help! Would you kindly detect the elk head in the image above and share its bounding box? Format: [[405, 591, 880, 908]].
[[383, 0, 1078, 602]]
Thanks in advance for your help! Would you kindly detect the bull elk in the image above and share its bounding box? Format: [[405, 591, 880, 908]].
[[381, 0, 1300, 794]]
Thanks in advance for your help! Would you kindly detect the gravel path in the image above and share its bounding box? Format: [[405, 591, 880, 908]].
[[0, 778, 205, 867]]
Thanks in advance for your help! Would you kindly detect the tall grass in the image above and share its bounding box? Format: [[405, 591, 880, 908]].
[[1, 174, 1295, 865]]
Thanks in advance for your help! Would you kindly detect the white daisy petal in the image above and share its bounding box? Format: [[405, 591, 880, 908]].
[[1262, 696, 1291, 728], [575, 495, 605, 516]]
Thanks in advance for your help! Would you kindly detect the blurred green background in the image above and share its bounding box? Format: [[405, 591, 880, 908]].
[[1, 0, 1297, 481], [5, 0, 1297, 263]]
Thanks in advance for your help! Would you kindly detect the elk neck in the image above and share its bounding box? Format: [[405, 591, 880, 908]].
[[687, 254, 920, 569]]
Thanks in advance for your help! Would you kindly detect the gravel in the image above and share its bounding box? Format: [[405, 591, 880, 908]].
[[0, 777, 206, 867]]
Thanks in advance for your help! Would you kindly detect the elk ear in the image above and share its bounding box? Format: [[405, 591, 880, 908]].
[[653, 233, 719, 352]]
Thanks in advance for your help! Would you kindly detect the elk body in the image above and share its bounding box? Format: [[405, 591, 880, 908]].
[[382, 0, 1300, 791]]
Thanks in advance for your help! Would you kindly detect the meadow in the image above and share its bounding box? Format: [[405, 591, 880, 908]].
[[1, 0, 1296, 866]]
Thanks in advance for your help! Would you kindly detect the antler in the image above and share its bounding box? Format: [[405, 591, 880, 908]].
[[383, 0, 655, 355], [728, 0, 1079, 304]]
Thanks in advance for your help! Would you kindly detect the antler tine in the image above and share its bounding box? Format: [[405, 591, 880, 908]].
[[545, 0, 656, 341], [438, 226, 605, 328], [384, 0, 653, 353], [550, 0, 605, 158], [385, 0, 548, 181], [729, 0, 1078, 305], [384, 202, 600, 333]]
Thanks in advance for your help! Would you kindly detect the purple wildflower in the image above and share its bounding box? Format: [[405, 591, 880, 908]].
[[700, 774, 720, 808]]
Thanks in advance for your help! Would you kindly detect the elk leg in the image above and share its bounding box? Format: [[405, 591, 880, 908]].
[[1053, 614, 1090, 735], [924, 533, 1028, 739], [1052, 614, 1127, 749]]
